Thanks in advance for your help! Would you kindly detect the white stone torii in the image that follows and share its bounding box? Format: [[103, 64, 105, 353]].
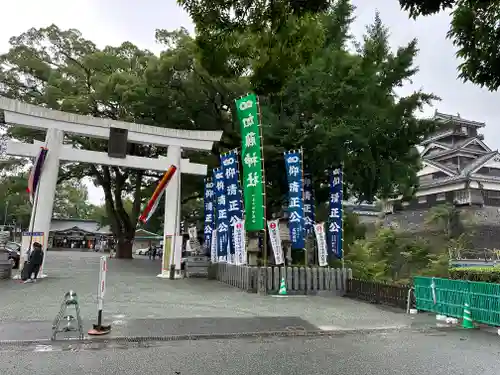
[[0, 97, 222, 278]]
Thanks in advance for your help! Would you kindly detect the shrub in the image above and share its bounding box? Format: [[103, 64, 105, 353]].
[[449, 267, 500, 283]]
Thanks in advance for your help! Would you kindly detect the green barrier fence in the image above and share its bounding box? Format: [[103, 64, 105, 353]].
[[414, 276, 500, 327]]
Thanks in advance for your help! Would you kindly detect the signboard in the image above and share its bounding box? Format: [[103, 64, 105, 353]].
[[233, 219, 246, 265], [314, 222, 328, 267], [210, 229, 218, 263], [267, 219, 284, 265]]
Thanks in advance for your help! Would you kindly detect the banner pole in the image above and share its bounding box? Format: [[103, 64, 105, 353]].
[[26, 146, 47, 276], [256, 95, 268, 267], [341, 163, 345, 270], [300, 147, 307, 268]]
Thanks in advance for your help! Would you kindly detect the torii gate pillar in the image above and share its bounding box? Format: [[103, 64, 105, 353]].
[[28, 128, 63, 277], [158, 146, 183, 279]]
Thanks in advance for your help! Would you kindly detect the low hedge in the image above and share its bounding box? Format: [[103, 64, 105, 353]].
[[449, 267, 500, 283]]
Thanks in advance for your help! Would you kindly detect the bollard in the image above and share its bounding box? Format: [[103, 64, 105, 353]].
[[169, 264, 175, 280], [88, 256, 111, 336], [406, 287, 416, 314]]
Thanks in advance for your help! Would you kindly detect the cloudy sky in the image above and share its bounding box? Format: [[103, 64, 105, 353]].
[[2, 0, 499, 205]]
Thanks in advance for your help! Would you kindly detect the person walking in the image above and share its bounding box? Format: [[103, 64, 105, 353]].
[[152, 247, 157, 260], [26, 242, 44, 283]]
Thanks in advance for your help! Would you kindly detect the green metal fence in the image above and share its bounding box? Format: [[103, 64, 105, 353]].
[[414, 276, 500, 327]]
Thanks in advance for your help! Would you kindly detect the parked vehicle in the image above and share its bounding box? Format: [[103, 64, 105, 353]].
[[6, 241, 21, 269], [134, 247, 150, 256]]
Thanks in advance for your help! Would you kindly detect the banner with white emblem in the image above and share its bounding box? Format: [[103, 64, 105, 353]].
[[210, 229, 218, 263], [314, 222, 328, 267], [233, 219, 246, 265], [267, 219, 284, 265]]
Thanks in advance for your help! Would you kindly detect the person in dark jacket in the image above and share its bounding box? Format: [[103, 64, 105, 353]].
[[28, 242, 44, 282]]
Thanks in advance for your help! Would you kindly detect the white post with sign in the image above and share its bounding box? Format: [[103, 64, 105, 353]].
[[268, 219, 284, 265], [98, 256, 107, 311], [88, 256, 111, 335]]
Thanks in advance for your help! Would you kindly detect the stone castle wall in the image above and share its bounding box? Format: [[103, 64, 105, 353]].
[[373, 206, 500, 250]]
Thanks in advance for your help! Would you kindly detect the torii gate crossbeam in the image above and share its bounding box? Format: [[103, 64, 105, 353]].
[[0, 97, 222, 279]]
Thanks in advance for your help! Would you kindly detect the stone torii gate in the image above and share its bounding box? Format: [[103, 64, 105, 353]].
[[0, 97, 222, 278]]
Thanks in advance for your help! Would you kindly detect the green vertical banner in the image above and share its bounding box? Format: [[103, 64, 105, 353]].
[[235, 93, 265, 231]]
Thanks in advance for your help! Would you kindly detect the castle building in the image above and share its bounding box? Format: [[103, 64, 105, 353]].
[[388, 111, 500, 210], [374, 111, 500, 251]]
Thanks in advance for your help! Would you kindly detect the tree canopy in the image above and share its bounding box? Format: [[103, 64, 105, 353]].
[[398, 0, 500, 91], [0, 172, 96, 229], [0, 0, 440, 257]]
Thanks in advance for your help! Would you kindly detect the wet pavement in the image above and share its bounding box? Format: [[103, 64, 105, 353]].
[[0, 316, 318, 342], [0, 329, 498, 374], [1, 251, 414, 342]]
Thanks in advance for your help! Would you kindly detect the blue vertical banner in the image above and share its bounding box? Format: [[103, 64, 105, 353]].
[[203, 178, 215, 251], [303, 173, 315, 235], [284, 150, 305, 249], [220, 150, 243, 257], [213, 168, 229, 258], [327, 167, 343, 259]]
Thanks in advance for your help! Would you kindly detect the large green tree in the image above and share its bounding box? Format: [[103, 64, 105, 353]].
[[53, 180, 94, 219], [179, 1, 439, 212], [268, 11, 438, 205], [177, 0, 329, 94], [398, 0, 500, 91]]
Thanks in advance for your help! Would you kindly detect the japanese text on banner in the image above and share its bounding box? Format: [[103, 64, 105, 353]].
[[220, 151, 243, 257], [233, 219, 246, 265], [210, 230, 218, 263], [327, 167, 343, 259], [314, 223, 328, 267], [303, 173, 315, 235], [235, 93, 265, 231], [203, 178, 215, 251], [284, 151, 305, 249], [267, 219, 284, 265], [213, 168, 229, 258]]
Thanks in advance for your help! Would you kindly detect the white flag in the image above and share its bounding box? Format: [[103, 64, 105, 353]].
[[233, 219, 246, 265], [210, 229, 218, 263], [314, 222, 328, 267], [268, 219, 284, 265]]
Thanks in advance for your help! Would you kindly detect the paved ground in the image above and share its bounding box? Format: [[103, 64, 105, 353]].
[[0, 329, 498, 374], [0, 251, 413, 341]]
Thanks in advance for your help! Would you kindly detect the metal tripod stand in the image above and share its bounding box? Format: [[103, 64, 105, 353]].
[[51, 290, 84, 340]]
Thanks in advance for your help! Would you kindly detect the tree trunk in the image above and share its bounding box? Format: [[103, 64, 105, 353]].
[[116, 236, 133, 259]]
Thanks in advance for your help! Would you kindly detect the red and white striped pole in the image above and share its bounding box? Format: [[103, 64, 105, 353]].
[[88, 256, 111, 335]]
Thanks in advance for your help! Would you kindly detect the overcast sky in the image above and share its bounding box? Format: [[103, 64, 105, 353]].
[[2, 0, 500, 205]]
